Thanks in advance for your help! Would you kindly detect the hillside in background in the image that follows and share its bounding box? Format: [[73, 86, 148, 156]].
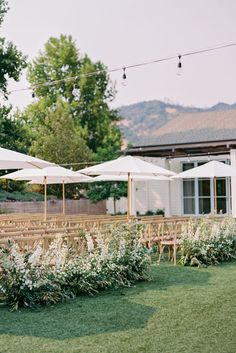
[[118, 100, 236, 146]]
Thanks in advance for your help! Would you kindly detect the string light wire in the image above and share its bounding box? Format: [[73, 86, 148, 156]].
[[8, 41, 236, 95]]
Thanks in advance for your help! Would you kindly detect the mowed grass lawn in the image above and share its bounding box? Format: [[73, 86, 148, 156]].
[[0, 262, 236, 353]]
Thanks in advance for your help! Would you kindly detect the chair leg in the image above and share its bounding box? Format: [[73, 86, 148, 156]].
[[173, 244, 177, 266], [168, 246, 172, 261], [158, 244, 164, 265]]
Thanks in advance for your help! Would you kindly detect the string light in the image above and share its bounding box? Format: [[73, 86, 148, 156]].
[[6, 41, 236, 96], [177, 55, 182, 76], [72, 82, 80, 100], [122, 67, 127, 80], [122, 67, 127, 86], [187, 154, 190, 162]]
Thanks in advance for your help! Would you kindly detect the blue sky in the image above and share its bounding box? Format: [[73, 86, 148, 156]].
[[2, 0, 236, 109]]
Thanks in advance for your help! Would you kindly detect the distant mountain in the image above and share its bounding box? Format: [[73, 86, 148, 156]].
[[117, 100, 236, 146], [209, 102, 236, 111]]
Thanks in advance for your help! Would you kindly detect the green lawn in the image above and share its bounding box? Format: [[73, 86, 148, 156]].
[[0, 262, 236, 353]]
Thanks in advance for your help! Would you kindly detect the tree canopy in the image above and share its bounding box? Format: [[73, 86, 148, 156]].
[[0, 1, 26, 97], [26, 34, 122, 156], [16, 34, 124, 200]]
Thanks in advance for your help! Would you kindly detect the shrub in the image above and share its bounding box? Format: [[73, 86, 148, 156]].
[[0, 190, 56, 202], [145, 210, 154, 216], [180, 217, 236, 267], [155, 209, 165, 216], [143, 209, 164, 216], [0, 243, 65, 310], [0, 223, 150, 310]]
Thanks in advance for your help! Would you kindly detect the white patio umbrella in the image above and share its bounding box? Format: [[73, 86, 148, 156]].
[[0, 146, 54, 169], [78, 156, 175, 218], [173, 160, 236, 213], [1, 166, 91, 219]]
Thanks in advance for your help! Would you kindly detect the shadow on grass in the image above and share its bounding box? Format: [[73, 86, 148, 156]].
[[0, 292, 155, 340], [0, 264, 211, 340]]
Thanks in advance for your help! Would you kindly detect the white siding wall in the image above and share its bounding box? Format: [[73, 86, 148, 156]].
[[106, 197, 127, 214], [133, 181, 148, 214], [135, 157, 171, 215], [168, 159, 182, 216]]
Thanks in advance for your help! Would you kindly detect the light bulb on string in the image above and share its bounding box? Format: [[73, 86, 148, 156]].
[[208, 153, 211, 162], [187, 154, 190, 163], [32, 89, 36, 99], [121, 67, 127, 86], [177, 55, 182, 76], [72, 81, 80, 100]]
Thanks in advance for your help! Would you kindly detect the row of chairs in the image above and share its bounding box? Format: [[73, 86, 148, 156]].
[[0, 213, 193, 264]]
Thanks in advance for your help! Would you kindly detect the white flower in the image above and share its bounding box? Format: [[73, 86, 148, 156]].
[[85, 234, 94, 252], [28, 245, 42, 265]]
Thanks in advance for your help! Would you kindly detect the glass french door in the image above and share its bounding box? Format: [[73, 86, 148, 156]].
[[198, 178, 211, 214], [216, 178, 227, 214]]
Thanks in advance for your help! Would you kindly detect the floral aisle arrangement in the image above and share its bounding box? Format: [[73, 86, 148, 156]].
[[0, 223, 150, 310], [180, 217, 236, 266]]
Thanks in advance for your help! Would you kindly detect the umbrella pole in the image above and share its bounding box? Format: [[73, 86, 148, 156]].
[[62, 181, 65, 215], [214, 176, 217, 214], [44, 176, 47, 221], [127, 172, 132, 220], [131, 178, 135, 216]]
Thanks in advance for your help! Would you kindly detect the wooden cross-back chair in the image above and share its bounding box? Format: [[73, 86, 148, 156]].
[[158, 220, 184, 265], [140, 221, 164, 248]]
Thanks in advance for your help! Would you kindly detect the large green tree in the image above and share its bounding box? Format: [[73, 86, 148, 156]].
[[0, 1, 26, 97], [0, 0, 28, 194], [26, 34, 122, 155], [0, 0, 27, 152], [21, 34, 124, 201]]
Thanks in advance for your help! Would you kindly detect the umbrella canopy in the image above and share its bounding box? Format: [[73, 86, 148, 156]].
[[1, 166, 91, 218], [172, 160, 236, 179], [79, 155, 176, 176], [89, 174, 171, 182], [78, 156, 175, 218], [173, 160, 236, 214], [1, 166, 89, 181], [0, 146, 54, 169], [27, 175, 91, 184]]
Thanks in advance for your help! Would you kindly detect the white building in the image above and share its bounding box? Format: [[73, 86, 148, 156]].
[[107, 109, 236, 216]]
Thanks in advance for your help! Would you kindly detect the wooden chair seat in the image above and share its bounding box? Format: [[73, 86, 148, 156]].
[[160, 239, 180, 246], [158, 239, 180, 265]]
